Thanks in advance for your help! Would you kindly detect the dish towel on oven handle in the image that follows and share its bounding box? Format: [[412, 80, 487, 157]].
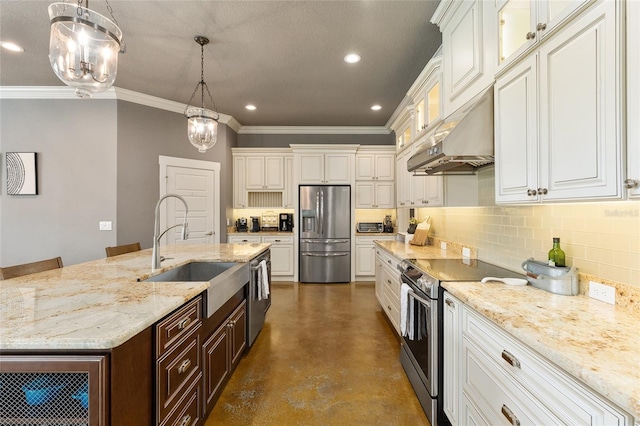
[[400, 283, 414, 339], [258, 259, 270, 301]]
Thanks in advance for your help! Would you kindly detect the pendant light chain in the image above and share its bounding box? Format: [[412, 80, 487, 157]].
[[200, 41, 205, 109], [184, 37, 218, 116]]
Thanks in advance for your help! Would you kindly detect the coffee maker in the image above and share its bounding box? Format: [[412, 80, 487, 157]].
[[250, 216, 261, 232], [383, 215, 393, 233], [236, 218, 248, 232], [279, 213, 294, 232]]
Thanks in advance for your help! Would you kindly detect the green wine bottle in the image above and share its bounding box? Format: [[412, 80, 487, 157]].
[[548, 237, 566, 267]]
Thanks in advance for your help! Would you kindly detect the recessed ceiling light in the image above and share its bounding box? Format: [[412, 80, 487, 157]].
[[245, 104, 257, 111], [344, 53, 361, 64], [371, 105, 382, 111], [0, 41, 24, 53]]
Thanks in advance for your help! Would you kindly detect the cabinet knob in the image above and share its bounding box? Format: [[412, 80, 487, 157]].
[[180, 414, 192, 426], [178, 318, 191, 330], [537, 187, 548, 195], [501, 404, 521, 426], [526, 31, 536, 40], [624, 178, 639, 189], [445, 298, 455, 308], [501, 350, 521, 368], [177, 359, 191, 374], [536, 22, 547, 31], [526, 188, 537, 196]]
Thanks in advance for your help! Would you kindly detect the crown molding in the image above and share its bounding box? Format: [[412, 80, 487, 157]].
[[238, 126, 390, 135]]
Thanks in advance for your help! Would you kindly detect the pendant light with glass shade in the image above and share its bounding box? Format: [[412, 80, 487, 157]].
[[48, 0, 124, 98], [185, 36, 219, 153]]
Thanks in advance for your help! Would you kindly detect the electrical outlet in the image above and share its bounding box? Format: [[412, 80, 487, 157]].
[[440, 242, 447, 250], [99, 221, 112, 231], [462, 247, 471, 258], [589, 281, 615, 305]]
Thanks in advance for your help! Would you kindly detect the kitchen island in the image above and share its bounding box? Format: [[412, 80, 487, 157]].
[[0, 243, 269, 425]]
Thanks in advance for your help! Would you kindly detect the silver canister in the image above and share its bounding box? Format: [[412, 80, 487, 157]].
[[521, 258, 579, 296]]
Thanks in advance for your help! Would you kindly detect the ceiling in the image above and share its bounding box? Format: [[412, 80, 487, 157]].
[[0, 1, 442, 127]]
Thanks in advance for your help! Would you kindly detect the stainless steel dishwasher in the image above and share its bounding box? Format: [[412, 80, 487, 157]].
[[247, 250, 271, 347]]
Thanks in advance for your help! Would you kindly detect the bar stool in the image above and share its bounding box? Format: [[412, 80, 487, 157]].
[[105, 242, 141, 257], [0, 257, 63, 280]]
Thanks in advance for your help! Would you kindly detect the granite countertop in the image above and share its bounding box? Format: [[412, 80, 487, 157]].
[[376, 241, 639, 419], [0, 243, 269, 351]]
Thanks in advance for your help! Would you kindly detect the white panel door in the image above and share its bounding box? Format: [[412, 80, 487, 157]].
[[495, 54, 539, 203], [160, 156, 220, 246], [539, 1, 621, 200]]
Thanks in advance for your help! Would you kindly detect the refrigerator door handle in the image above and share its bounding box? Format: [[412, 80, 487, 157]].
[[300, 239, 349, 244], [319, 190, 324, 235], [302, 252, 349, 257], [316, 191, 321, 234]]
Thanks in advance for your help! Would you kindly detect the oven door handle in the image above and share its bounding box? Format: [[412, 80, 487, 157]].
[[407, 288, 432, 307]]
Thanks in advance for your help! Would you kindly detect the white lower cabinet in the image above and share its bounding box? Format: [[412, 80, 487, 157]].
[[228, 235, 294, 280], [374, 247, 401, 335], [355, 236, 395, 279], [444, 298, 633, 425]]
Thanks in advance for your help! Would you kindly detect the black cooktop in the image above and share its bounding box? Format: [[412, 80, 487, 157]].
[[406, 258, 524, 282]]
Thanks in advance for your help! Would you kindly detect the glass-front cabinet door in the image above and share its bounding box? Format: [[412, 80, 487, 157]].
[[498, 0, 535, 68]]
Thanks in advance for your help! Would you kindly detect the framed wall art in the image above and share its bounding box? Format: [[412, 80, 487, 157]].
[[6, 152, 38, 195]]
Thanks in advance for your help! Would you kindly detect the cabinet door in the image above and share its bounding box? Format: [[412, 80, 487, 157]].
[[374, 252, 385, 305], [375, 182, 395, 208], [375, 154, 395, 180], [441, 0, 495, 117], [396, 151, 411, 207], [283, 155, 295, 207], [245, 156, 266, 189], [264, 156, 284, 189], [203, 322, 229, 412], [496, 0, 536, 69], [233, 156, 247, 208], [538, 0, 594, 38], [355, 182, 375, 208], [299, 153, 324, 183], [628, 0, 640, 198], [443, 293, 460, 425], [539, 0, 621, 200], [0, 356, 108, 426], [355, 243, 375, 276], [229, 301, 247, 368], [324, 153, 352, 184], [355, 154, 375, 180], [495, 54, 539, 203], [269, 243, 294, 276]]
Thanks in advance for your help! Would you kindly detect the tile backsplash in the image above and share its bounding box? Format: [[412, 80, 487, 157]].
[[419, 201, 640, 289]]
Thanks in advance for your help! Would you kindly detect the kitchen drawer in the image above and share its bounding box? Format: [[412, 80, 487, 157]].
[[228, 235, 261, 243], [382, 284, 400, 334], [381, 265, 400, 306], [156, 296, 202, 357], [157, 328, 202, 422], [160, 374, 202, 426], [377, 248, 401, 272], [463, 307, 631, 425], [262, 235, 293, 244], [463, 336, 562, 425]]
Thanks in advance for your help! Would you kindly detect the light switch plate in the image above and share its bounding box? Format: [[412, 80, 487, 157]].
[[589, 281, 615, 305], [99, 221, 112, 231], [462, 247, 471, 258], [440, 242, 447, 250]]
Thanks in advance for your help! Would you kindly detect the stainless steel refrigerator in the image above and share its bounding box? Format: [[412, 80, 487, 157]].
[[299, 185, 351, 283]]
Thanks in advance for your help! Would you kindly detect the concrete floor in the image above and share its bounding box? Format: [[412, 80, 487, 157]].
[[204, 282, 429, 425]]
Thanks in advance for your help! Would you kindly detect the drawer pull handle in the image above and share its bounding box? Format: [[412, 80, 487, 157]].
[[180, 414, 192, 426], [177, 359, 191, 374], [178, 318, 191, 330], [445, 298, 455, 308], [501, 404, 521, 426], [386, 279, 391, 284], [501, 350, 521, 368], [387, 260, 392, 265]]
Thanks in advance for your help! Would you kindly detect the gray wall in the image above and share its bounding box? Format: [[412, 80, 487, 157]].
[[237, 133, 394, 147], [0, 99, 118, 266], [116, 101, 234, 249]]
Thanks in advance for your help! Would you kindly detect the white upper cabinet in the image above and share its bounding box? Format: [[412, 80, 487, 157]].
[[355, 148, 395, 181], [495, 0, 622, 203], [409, 54, 443, 141], [283, 155, 295, 208], [627, 0, 640, 198], [496, 0, 593, 72], [355, 182, 395, 209], [432, 0, 497, 118], [291, 144, 358, 185], [233, 156, 247, 208], [245, 156, 284, 190]]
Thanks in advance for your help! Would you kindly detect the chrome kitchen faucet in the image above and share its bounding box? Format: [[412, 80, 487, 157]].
[[152, 194, 189, 269]]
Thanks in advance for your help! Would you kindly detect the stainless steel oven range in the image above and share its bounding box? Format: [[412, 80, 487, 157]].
[[399, 258, 524, 426]]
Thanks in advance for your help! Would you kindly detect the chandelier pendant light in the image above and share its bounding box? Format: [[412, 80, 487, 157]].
[[185, 36, 219, 153], [48, 0, 124, 98]]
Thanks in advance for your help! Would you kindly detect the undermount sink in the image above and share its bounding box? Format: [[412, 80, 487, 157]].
[[142, 262, 250, 317]]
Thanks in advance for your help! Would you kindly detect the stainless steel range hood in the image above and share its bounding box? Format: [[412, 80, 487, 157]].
[[407, 87, 494, 175]]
